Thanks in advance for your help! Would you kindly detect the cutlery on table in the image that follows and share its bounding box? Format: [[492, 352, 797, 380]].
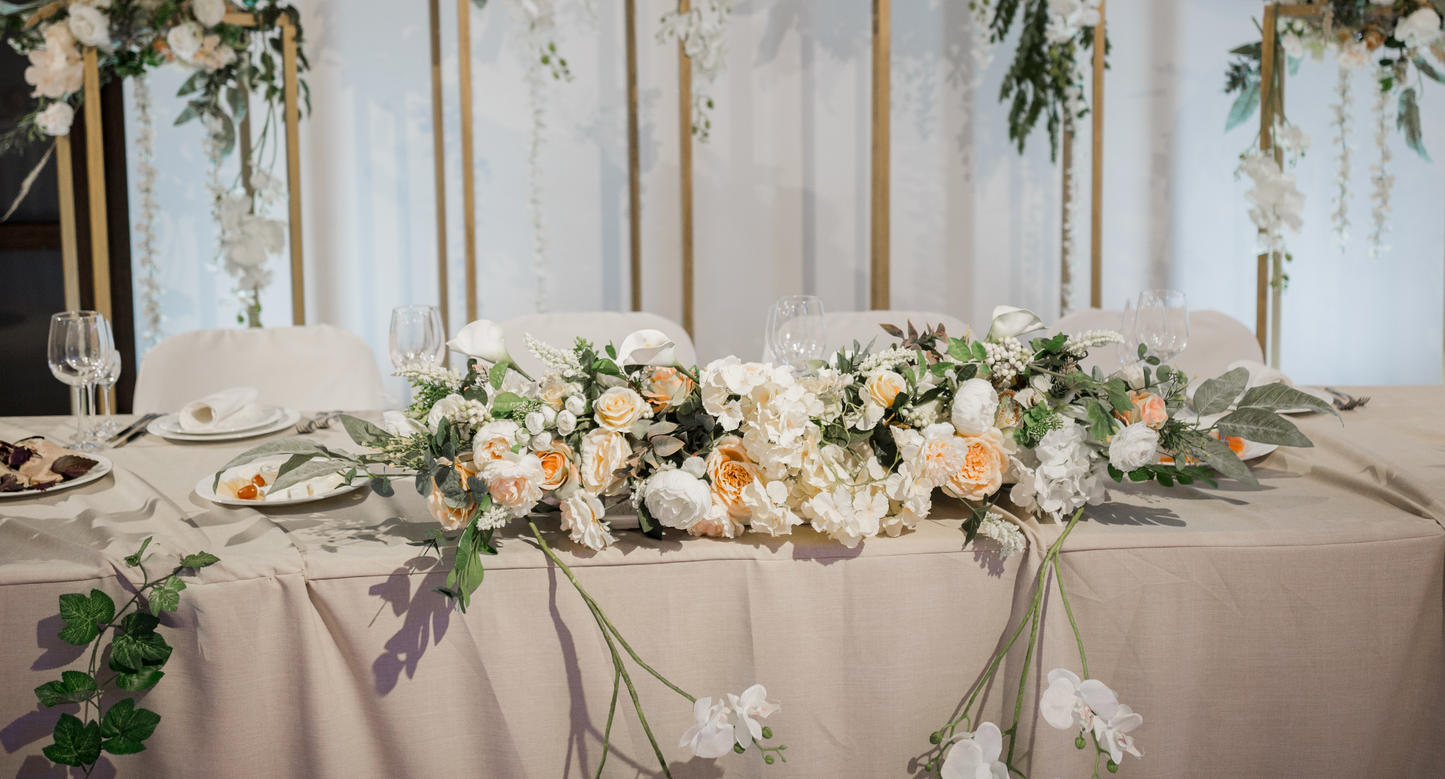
[[111, 414, 161, 448], [106, 413, 161, 446], [296, 411, 343, 435], [1324, 387, 1371, 411]]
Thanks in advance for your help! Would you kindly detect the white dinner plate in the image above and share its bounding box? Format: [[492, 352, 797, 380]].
[[0, 453, 113, 499], [148, 408, 301, 443], [195, 456, 364, 507], [153, 406, 283, 436]]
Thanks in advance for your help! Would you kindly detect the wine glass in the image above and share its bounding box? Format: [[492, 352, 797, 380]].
[[1127, 289, 1189, 364], [95, 349, 122, 435], [389, 305, 445, 370], [766, 295, 827, 369], [47, 311, 114, 451]]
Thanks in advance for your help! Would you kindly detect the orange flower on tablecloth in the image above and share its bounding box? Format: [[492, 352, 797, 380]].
[[706, 436, 760, 518]]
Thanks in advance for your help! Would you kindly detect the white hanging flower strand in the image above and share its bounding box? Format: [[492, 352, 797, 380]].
[[132, 75, 163, 350], [1367, 68, 1394, 258], [658, 0, 732, 140], [1329, 63, 1353, 250], [509, 0, 570, 314]]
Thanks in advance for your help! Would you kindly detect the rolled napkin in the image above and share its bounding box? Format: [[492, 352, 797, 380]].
[[1225, 359, 1292, 388], [179, 387, 269, 432]]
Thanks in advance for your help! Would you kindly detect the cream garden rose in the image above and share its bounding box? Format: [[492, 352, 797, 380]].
[[644, 468, 713, 529], [864, 370, 907, 410], [36, 102, 75, 136], [943, 428, 1009, 502], [471, 420, 519, 463], [536, 441, 580, 497], [67, 4, 110, 49], [706, 436, 761, 519], [560, 492, 616, 550], [951, 378, 1000, 436], [593, 386, 649, 432], [642, 367, 694, 410], [478, 451, 545, 517], [580, 429, 631, 495]]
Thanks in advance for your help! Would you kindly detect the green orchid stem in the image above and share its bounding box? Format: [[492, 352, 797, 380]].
[[528, 522, 688, 778], [1053, 556, 1089, 679], [594, 666, 621, 779]]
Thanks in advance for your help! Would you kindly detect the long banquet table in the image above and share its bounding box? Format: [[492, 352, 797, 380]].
[[3, 389, 1444, 778]]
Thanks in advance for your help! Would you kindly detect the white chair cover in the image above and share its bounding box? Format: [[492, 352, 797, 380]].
[[499, 312, 697, 375], [132, 325, 387, 413], [821, 310, 971, 357], [1051, 308, 1263, 381]]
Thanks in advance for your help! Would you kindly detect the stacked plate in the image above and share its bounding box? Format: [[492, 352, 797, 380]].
[[147, 406, 302, 443]]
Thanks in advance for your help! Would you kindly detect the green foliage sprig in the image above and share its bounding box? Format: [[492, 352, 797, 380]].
[[34, 537, 220, 775], [990, 0, 1105, 160]]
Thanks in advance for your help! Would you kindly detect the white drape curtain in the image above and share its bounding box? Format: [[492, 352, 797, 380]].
[[124, 0, 1445, 400]]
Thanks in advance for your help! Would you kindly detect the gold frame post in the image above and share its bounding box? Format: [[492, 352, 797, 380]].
[[678, 0, 695, 336], [56, 135, 81, 311], [870, 0, 891, 310], [1257, 3, 1275, 357], [1089, 1, 1104, 309], [82, 48, 111, 321], [1061, 122, 1073, 314], [429, 0, 450, 331], [626, 0, 643, 312], [458, 0, 478, 322]]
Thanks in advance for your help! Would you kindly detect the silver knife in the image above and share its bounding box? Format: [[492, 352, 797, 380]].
[[105, 413, 160, 445]]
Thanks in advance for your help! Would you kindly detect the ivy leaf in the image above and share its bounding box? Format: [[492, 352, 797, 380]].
[[58, 590, 115, 646], [178, 551, 220, 569], [1193, 367, 1249, 416], [115, 667, 165, 693], [43, 714, 101, 767], [147, 576, 186, 613], [1397, 87, 1430, 161], [110, 613, 173, 673], [34, 671, 98, 707], [1216, 407, 1313, 448], [99, 698, 161, 755], [1226, 79, 1260, 131], [1085, 400, 1116, 442]]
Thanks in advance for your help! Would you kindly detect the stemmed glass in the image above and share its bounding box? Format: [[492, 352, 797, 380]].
[[96, 350, 122, 435], [389, 305, 446, 370], [1122, 289, 1189, 364], [766, 295, 827, 369], [47, 311, 114, 451]]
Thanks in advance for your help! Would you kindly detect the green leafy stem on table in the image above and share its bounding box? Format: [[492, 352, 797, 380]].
[[34, 537, 219, 775]]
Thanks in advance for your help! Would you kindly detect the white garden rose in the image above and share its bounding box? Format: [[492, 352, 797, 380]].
[[618, 329, 677, 366], [425, 394, 466, 430], [863, 370, 907, 409], [564, 394, 585, 416], [478, 451, 545, 517], [643, 468, 713, 529], [1108, 422, 1159, 472], [67, 5, 110, 49], [560, 491, 616, 550], [593, 386, 648, 432], [1395, 8, 1442, 49], [36, 102, 75, 136], [524, 410, 546, 435], [681, 455, 706, 478], [580, 429, 631, 495], [193, 0, 227, 27], [447, 319, 511, 364], [555, 409, 577, 435], [166, 22, 203, 61], [1117, 362, 1146, 390], [950, 378, 1000, 436]]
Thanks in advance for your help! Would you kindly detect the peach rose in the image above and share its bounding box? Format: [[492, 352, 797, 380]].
[[1117, 390, 1168, 430], [943, 428, 1008, 502], [472, 420, 521, 464], [705, 436, 761, 519], [536, 441, 580, 496], [864, 370, 907, 409], [593, 386, 649, 433], [427, 460, 480, 531], [642, 366, 695, 410], [581, 429, 632, 495], [479, 451, 545, 517], [918, 433, 968, 488]]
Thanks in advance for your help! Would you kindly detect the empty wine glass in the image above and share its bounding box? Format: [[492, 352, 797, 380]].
[[47, 311, 114, 451], [96, 349, 122, 435], [389, 305, 445, 370], [766, 295, 827, 369], [1126, 289, 1189, 364]]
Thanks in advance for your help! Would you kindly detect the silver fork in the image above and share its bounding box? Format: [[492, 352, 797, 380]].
[[1324, 388, 1371, 411], [296, 410, 343, 434]]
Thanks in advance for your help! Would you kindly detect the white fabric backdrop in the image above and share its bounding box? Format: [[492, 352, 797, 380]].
[[123, 0, 1445, 398]]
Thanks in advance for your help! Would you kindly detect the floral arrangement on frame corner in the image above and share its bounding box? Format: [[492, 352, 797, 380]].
[[1, 0, 311, 337], [1224, 0, 1445, 269], [217, 306, 1334, 776]]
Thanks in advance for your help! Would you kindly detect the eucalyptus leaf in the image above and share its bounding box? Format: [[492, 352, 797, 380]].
[[650, 435, 684, 457], [267, 459, 350, 494], [1226, 80, 1260, 131], [1398, 87, 1430, 161], [1189, 435, 1259, 488], [212, 439, 330, 489], [1193, 367, 1249, 415], [1235, 384, 1340, 420], [1417, 56, 1445, 85], [340, 414, 394, 448], [1216, 407, 1313, 448]]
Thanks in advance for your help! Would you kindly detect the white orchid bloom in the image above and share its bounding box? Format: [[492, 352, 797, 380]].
[[447, 320, 511, 364], [1040, 669, 1143, 763], [1039, 668, 1088, 730], [618, 329, 677, 366], [941, 722, 1008, 779], [680, 696, 735, 758], [985, 305, 1046, 342], [726, 684, 781, 749]]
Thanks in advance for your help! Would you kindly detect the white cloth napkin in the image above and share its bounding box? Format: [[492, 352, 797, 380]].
[[1225, 359, 1292, 388], [179, 388, 269, 432]]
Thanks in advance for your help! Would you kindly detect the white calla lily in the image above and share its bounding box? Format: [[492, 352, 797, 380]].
[[985, 305, 1046, 342], [447, 320, 511, 364], [618, 329, 677, 366], [941, 722, 1008, 779]]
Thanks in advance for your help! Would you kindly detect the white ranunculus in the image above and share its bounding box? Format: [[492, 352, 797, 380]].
[[555, 409, 577, 436], [524, 410, 546, 435], [36, 101, 75, 135], [447, 319, 511, 364], [560, 491, 616, 550], [617, 328, 677, 366], [564, 394, 585, 415], [1396, 8, 1442, 48], [67, 5, 110, 48], [529, 431, 552, 450], [726, 684, 781, 750], [1108, 422, 1158, 472], [166, 22, 203, 61], [425, 393, 466, 430], [679, 697, 734, 759], [1117, 361, 1146, 390], [681, 455, 706, 478], [985, 305, 1045, 342], [951, 378, 1000, 436], [941, 721, 1008, 779], [193, 0, 227, 27], [644, 468, 712, 529], [380, 410, 426, 437]]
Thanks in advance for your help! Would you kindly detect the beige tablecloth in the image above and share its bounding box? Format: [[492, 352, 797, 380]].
[[2, 389, 1443, 778]]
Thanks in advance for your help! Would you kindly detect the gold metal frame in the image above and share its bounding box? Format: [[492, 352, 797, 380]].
[[870, 0, 891, 311], [678, 0, 696, 335], [429, 0, 450, 330], [1059, 2, 1105, 313], [626, 0, 643, 313], [82, 49, 110, 320]]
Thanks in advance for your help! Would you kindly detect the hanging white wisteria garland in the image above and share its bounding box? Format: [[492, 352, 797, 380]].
[[1329, 64, 1353, 250], [132, 75, 163, 351], [1368, 71, 1395, 258], [658, 0, 733, 140]]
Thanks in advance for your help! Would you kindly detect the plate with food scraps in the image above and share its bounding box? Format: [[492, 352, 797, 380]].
[[150, 408, 301, 443], [1158, 434, 1278, 465], [195, 455, 363, 507], [0, 438, 113, 498], [152, 406, 285, 436]]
